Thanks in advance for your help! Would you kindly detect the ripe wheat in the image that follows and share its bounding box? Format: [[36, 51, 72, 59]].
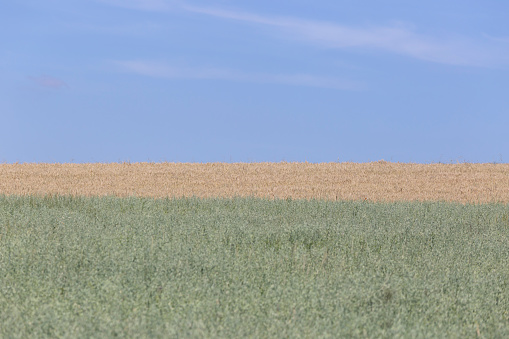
[[1, 162, 508, 203]]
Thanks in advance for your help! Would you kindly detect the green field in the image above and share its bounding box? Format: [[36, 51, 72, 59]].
[[1, 195, 509, 338]]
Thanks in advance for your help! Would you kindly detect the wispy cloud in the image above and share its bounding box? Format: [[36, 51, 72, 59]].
[[115, 60, 363, 90], [96, 1, 509, 67], [29, 75, 69, 89], [183, 6, 504, 67], [484, 34, 509, 44], [94, 0, 176, 11]]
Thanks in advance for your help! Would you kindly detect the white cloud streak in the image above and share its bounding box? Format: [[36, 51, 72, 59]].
[[183, 6, 502, 67], [94, 0, 175, 11], [115, 60, 363, 90], [484, 34, 509, 44], [96, 1, 509, 67]]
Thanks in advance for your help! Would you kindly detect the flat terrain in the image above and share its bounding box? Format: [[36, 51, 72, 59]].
[[1, 162, 509, 203], [2, 196, 508, 337], [3, 162, 509, 337]]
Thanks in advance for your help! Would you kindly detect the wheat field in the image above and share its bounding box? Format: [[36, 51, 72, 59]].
[[1, 162, 508, 203], [3, 163, 509, 337]]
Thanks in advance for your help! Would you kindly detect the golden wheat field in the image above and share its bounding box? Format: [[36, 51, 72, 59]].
[[1, 162, 509, 203]]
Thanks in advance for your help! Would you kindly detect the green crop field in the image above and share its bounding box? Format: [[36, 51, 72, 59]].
[[1, 195, 509, 338]]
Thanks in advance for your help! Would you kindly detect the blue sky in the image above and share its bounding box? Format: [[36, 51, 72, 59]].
[[2, 0, 509, 163]]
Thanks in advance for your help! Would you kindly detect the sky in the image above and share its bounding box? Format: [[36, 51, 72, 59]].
[[2, 0, 509, 163]]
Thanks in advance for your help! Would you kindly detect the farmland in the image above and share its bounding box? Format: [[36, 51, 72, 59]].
[[1, 162, 509, 203], [1, 162, 509, 337]]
